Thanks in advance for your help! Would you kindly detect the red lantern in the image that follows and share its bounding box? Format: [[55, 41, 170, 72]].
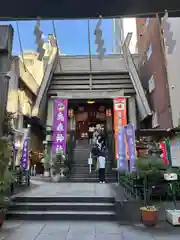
[[68, 109, 74, 118], [106, 109, 112, 117]]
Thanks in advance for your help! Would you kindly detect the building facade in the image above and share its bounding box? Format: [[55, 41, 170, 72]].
[[136, 17, 173, 129], [113, 18, 137, 54], [8, 32, 152, 175], [0, 25, 14, 135], [163, 17, 180, 128]]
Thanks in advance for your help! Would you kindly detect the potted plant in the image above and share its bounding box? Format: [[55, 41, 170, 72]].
[[51, 151, 66, 182], [43, 149, 50, 177], [0, 137, 14, 228], [135, 157, 168, 227]]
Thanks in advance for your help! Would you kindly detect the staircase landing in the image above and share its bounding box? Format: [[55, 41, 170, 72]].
[[13, 181, 113, 198]]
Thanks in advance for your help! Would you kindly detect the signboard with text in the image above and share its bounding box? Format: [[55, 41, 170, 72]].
[[20, 139, 29, 170], [52, 99, 68, 154], [113, 97, 127, 164]]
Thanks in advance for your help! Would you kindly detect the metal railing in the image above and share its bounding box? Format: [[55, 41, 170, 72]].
[[121, 33, 152, 120]]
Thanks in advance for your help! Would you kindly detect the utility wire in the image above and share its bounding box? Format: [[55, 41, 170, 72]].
[[16, 21, 26, 71]]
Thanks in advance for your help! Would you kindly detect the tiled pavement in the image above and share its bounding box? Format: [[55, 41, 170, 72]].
[[1, 220, 180, 240], [2, 181, 180, 239]]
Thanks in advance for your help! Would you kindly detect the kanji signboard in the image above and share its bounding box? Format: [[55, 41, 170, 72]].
[[52, 99, 68, 154], [20, 139, 29, 170]]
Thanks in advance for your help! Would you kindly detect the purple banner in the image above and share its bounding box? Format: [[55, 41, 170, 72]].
[[52, 99, 68, 154], [20, 139, 29, 170], [117, 126, 126, 169], [124, 124, 136, 172]]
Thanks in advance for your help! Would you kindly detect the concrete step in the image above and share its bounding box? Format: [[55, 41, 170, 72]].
[[7, 196, 116, 221], [9, 202, 115, 212], [6, 210, 116, 221], [68, 179, 116, 183], [12, 196, 115, 203]]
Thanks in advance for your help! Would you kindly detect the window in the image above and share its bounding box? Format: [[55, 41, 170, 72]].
[[152, 111, 159, 128], [148, 76, 155, 93], [146, 44, 152, 60], [145, 18, 150, 27]]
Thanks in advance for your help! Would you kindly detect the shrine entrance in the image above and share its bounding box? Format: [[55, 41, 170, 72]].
[[67, 99, 113, 140]]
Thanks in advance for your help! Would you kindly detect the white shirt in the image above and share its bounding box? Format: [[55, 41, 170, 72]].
[[89, 127, 94, 132], [98, 156, 105, 169]]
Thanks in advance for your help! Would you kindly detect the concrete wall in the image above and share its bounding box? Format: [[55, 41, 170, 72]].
[[7, 57, 19, 116], [165, 18, 180, 128], [0, 25, 14, 135]]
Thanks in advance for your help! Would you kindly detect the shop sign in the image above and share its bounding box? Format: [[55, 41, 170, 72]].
[[52, 99, 68, 154]]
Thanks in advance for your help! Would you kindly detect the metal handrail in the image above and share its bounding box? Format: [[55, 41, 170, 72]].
[[122, 34, 152, 119], [31, 46, 58, 117]]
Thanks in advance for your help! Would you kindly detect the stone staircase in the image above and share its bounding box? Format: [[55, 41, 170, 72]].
[[7, 196, 116, 221], [70, 140, 116, 183]]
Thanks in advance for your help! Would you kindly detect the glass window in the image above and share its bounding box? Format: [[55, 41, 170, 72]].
[[148, 76, 155, 93], [147, 44, 152, 60], [145, 18, 150, 26]]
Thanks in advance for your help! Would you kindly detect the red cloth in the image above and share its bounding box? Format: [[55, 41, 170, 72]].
[[160, 142, 168, 165]]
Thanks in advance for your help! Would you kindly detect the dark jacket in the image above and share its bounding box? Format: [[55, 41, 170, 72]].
[[91, 144, 105, 157]]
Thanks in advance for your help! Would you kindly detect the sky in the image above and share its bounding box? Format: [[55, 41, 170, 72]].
[[0, 19, 113, 56]]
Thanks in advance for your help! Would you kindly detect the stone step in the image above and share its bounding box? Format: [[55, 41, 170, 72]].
[[68, 179, 116, 183], [6, 210, 116, 221], [9, 202, 115, 212], [7, 196, 116, 221], [12, 196, 115, 203]]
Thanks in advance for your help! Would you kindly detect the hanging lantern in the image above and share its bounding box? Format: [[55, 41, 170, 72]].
[[106, 109, 112, 117], [68, 109, 74, 118]]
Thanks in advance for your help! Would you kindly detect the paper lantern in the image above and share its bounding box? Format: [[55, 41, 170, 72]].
[[106, 109, 112, 117], [68, 109, 74, 118]]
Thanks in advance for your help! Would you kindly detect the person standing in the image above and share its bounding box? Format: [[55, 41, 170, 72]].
[[93, 128, 98, 144], [97, 137, 106, 183], [98, 155, 106, 183], [88, 125, 94, 144]]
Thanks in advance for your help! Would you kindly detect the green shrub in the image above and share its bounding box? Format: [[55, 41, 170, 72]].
[[0, 137, 14, 210]]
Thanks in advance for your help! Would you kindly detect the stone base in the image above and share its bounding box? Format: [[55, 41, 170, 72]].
[[44, 171, 50, 177], [51, 174, 61, 182]]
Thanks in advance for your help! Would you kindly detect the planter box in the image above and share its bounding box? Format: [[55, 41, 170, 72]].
[[166, 209, 180, 225], [44, 171, 50, 177], [51, 174, 61, 182]]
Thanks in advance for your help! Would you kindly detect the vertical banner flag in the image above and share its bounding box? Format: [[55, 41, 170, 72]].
[[124, 124, 136, 172], [160, 142, 168, 165], [113, 97, 127, 164], [165, 138, 172, 166], [52, 99, 68, 154], [20, 138, 29, 170], [117, 126, 126, 169]]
